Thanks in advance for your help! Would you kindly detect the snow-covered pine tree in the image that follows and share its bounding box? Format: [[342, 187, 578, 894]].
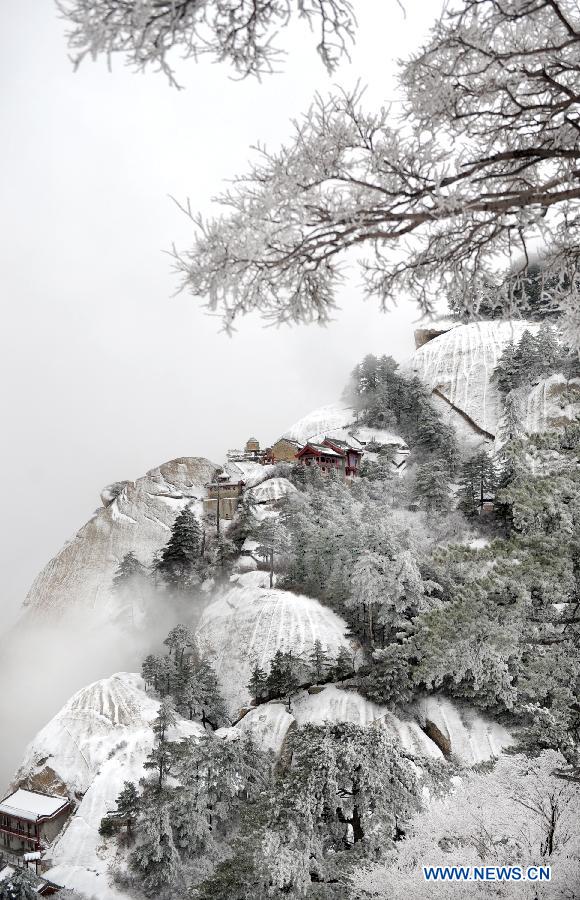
[[265, 649, 301, 708], [247, 662, 268, 704], [154, 505, 203, 591], [163, 624, 195, 669], [359, 645, 415, 710], [0, 869, 40, 900], [175, 656, 228, 729], [308, 639, 330, 682], [114, 781, 141, 835], [332, 645, 354, 680], [457, 449, 498, 518], [412, 460, 452, 514], [176, 734, 272, 851], [211, 534, 237, 577], [498, 391, 524, 444], [130, 794, 183, 898], [143, 698, 182, 790], [141, 654, 163, 692]]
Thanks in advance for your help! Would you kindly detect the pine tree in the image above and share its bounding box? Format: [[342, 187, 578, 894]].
[[141, 654, 163, 692], [282, 656, 300, 711], [457, 449, 497, 518], [0, 870, 39, 900], [115, 781, 141, 834], [212, 535, 237, 577], [157, 654, 178, 698], [492, 340, 518, 395], [154, 505, 203, 590], [130, 795, 182, 897], [176, 657, 228, 728], [332, 646, 354, 680], [413, 460, 451, 513], [414, 402, 458, 469], [163, 623, 195, 669], [112, 551, 147, 593], [308, 639, 330, 681], [247, 662, 268, 704], [265, 650, 300, 709], [175, 734, 272, 860], [360, 645, 415, 709], [143, 698, 181, 790], [498, 390, 524, 444], [265, 649, 287, 698]]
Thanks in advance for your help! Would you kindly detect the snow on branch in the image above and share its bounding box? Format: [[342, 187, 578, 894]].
[[172, 0, 580, 348], [56, 0, 356, 84]]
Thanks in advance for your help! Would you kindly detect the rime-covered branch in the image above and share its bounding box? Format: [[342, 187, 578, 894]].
[[172, 0, 580, 348], [57, 0, 356, 83]]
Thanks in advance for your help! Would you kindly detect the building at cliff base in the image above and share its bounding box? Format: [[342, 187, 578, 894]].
[[0, 789, 70, 874]]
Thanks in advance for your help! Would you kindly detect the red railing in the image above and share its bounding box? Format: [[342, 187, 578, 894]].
[[0, 823, 40, 848]]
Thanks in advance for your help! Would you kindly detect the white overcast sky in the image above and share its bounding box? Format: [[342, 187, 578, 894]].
[[0, 0, 443, 629]]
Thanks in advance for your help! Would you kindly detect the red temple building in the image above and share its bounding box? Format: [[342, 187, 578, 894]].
[[295, 437, 363, 478]]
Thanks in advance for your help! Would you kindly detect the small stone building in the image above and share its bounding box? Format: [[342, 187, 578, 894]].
[[227, 437, 269, 464], [245, 437, 260, 454], [0, 789, 71, 872], [267, 437, 304, 463], [203, 477, 246, 520]]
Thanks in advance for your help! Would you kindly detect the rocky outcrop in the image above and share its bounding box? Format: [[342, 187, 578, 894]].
[[282, 402, 356, 444], [405, 320, 538, 444], [23, 457, 218, 622], [219, 685, 512, 765], [521, 373, 580, 437], [195, 572, 357, 712]]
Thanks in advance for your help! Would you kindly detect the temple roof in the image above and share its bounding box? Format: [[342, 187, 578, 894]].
[[0, 789, 69, 822]]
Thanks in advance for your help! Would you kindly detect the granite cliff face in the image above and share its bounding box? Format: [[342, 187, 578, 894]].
[[405, 320, 538, 445], [406, 320, 580, 447], [22, 457, 217, 623]]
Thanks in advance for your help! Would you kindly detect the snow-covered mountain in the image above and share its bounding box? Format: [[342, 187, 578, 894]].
[[12, 673, 203, 899], [22, 457, 218, 623], [4, 316, 576, 900]]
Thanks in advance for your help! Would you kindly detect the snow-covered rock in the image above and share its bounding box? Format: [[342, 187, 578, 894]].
[[291, 686, 441, 758], [195, 573, 355, 711], [417, 695, 513, 765], [217, 686, 511, 765], [224, 459, 274, 486], [235, 703, 295, 754], [521, 373, 580, 436], [406, 320, 538, 442], [100, 482, 131, 508], [245, 477, 297, 504], [282, 403, 356, 444], [13, 673, 203, 900], [14, 673, 160, 798], [23, 457, 218, 622]]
